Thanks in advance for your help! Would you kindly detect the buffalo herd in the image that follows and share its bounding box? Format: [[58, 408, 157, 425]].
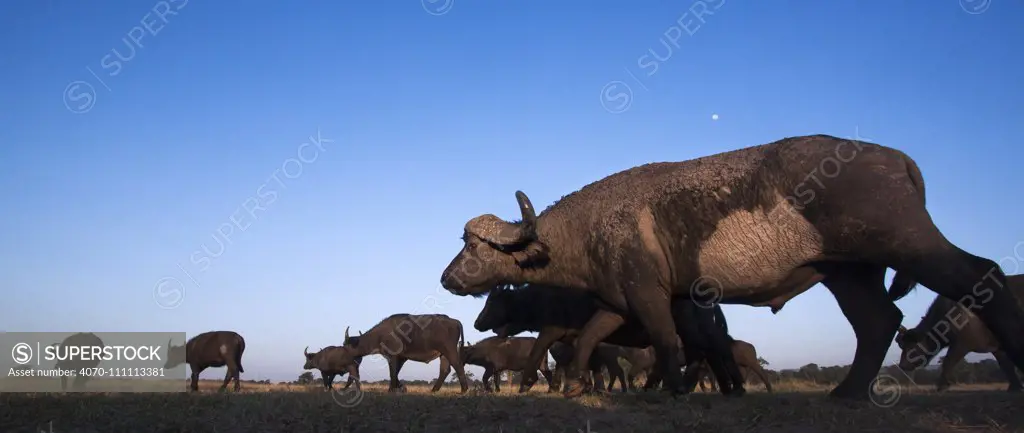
[[179, 135, 1024, 402]]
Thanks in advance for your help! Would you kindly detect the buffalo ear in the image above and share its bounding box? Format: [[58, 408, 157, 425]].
[[511, 242, 550, 267], [897, 325, 907, 335]]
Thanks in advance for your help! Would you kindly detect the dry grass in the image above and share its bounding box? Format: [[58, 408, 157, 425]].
[[2, 379, 1022, 432]]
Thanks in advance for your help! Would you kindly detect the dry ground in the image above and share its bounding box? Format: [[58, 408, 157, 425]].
[[2, 379, 1022, 432]]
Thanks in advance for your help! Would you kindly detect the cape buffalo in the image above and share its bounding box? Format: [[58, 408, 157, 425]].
[[339, 313, 470, 393], [440, 134, 1024, 401], [460, 336, 554, 392], [895, 274, 1024, 392], [303, 346, 362, 391], [50, 332, 103, 391], [164, 330, 245, 392], [474, 283, 743, 396]]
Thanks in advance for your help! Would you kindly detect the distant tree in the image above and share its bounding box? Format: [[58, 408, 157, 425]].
[[297, 371, 315, 385], [758, 357, 769, 367], [798, 363, 820, 382]]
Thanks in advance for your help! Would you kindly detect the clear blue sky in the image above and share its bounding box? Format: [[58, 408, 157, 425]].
[[2, 1, 1022, 382]]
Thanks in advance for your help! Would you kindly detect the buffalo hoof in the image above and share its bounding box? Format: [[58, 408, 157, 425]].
[[827, 386, 870, 401], [563, 382, 585, 399]]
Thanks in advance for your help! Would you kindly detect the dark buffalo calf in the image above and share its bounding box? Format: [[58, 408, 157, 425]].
[[460, 336, 553, 392], [303, 345, 362, 391], [165, 330, 246, 392]]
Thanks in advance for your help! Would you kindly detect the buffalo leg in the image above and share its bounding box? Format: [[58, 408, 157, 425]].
[[748, 363, 774, 393], [626, 288, 687, 396], [482, 367, 495, 392], [605, 359, 628, 393], [346, 364, 361, 390], [936, 341, 969, 392], [589, 367, 606, 393], [343, 375, 356, 390], [551, 365, 565, 393], [564, 309, 625, 398], [675, 308, 711, 393], [518, 328, 565, 393], [697, 306, 745, 396], [432, 355, 452, 392], [673, 298, 737, 395], [626, 367, 644, 391], [388, 357, 408, 392], [437, 342, 470, 393], [494, 370, 504, 392], [537, 358, 554, 392], [643, 366, 663, 390], [189, 365, 204, 392], [821, 263, 900, 400], [220, 355, 242, 392], [322, 373, 334, 390], [993, 351, 1023, 392], [219, 368, 233, 392]]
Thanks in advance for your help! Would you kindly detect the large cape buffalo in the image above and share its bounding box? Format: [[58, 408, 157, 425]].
[[474, 283, 741, 396], [303, 345, 362, 391], [440, 134, 1024, 401], [460, 336, 553, 392], [896, 274, 1024, 392], [339, 313, 470, 393], [51, 332, 103, 391], [165, 330, 246, 392]]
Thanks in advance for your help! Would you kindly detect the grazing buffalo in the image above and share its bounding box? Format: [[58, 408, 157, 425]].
[[475, 283, 742, 396], [339, 314, 470, 393], [165, 330, 246, 392], [303, 346, 362, 391], [895, 274, 1024, 392], [439, 134, 1024, 401], [50, 332, 103, 391], [460, 336, 554, 392]]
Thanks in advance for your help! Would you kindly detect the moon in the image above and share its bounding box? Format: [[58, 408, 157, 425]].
[[711, 114, 719, 120]]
